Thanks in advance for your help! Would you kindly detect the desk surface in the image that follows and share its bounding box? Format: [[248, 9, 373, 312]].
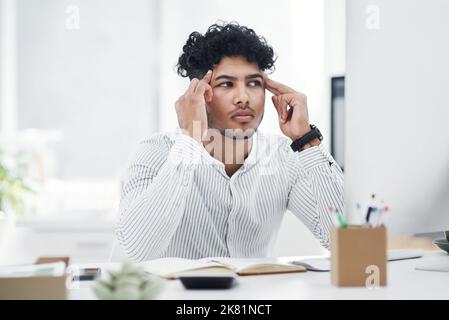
[[69, 252, 449, 300]]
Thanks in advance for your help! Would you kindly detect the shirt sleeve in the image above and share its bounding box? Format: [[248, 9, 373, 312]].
[[286, 143, 345, 250], [115, 132, 211, 261]]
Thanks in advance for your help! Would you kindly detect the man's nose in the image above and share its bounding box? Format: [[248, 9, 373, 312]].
[[233, 84, 250, 107]]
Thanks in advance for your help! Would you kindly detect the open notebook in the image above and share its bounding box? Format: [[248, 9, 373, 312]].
[[139, 257, 307, 279]]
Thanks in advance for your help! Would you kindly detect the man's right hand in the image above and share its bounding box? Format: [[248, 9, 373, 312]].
[[175, 70, 213, 144]]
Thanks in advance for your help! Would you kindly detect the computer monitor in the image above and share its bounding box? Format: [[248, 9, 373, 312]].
[[345, 0, 449, 236]]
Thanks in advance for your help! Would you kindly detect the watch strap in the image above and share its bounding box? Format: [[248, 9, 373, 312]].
[[290, 124, 323, 152]]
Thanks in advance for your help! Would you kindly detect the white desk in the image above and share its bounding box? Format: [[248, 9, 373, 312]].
[[69, 252, 449, 300]]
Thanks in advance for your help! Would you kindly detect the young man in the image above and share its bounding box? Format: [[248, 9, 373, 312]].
[[116, 23, 344, 261]]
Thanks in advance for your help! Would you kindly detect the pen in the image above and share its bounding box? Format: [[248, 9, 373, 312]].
[[365, 194, 377, 226], [372, 200, 385, 227], [365, 207, 373, 226], [335, 208, 348, 228], [369, 207, 379, 227], [328, 207, 347, 228], [328, 207, 340, 227]]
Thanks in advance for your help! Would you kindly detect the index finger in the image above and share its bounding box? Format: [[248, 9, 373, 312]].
[[263, 73, 296, 95], [202, 69, 213, 84]]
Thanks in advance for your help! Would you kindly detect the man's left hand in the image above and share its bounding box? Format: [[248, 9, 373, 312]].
[[264, 74, 314, 142]]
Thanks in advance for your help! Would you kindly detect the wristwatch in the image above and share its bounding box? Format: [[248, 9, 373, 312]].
[[290, 124, 323, 152]]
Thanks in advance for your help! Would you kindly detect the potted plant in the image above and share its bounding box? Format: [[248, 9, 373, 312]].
[[0, 148, 36, 256], [93, 262, 166, 300]]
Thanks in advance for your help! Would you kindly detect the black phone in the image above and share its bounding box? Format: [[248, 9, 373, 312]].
[[72, 267, 101, 281], [178, 273, 237, 289]]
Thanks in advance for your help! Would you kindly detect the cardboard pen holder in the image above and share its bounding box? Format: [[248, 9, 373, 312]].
[[331, 226, 387, 287]]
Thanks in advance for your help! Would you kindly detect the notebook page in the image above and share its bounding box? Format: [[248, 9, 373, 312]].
[[203, 257, 289, 272], [140, 258, 227, 277]]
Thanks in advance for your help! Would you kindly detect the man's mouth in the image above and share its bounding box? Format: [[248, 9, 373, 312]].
[[231, 111, 255, 123]]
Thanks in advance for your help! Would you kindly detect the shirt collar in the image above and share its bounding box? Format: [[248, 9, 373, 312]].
[[200, 130, 260, 177]]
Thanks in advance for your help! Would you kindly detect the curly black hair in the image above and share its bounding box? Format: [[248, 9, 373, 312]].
[[176, 21, 277, 80]]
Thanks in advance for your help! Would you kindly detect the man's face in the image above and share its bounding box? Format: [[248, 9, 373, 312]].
[[206, 56, 265, 138]]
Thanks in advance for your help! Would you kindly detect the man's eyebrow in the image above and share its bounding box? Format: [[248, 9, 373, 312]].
[[246, 73, 264, 80], [214, 73, 264, 81]]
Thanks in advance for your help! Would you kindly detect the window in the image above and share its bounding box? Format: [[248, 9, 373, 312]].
[[1, 0, 160, 218]]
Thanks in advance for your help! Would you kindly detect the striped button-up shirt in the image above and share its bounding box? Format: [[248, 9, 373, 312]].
[[115, 130, 344, 262]]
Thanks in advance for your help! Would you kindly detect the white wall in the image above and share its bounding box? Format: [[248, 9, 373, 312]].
[[325, 0, 346, 77], [0, 0, 18, 134], [16, 0, 159, 179]]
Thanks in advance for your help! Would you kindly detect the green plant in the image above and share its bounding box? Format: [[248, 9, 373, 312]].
[[0, 149, 36, 217], [93, 262, 166, 300]]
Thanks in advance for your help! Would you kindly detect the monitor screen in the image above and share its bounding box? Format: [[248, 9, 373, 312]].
[[345, 0, 449, 235]]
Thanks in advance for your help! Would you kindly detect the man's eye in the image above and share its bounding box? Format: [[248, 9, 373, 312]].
[[248, 80, 261, 87], [219, 82, 233, 88]]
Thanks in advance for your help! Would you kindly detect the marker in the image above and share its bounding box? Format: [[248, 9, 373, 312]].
[[335, 208, 348, 228], [369, 207, 379, 227], [365, 207, 373, 225], [373, 200, 385, 227], [365, 194, 377, 226]]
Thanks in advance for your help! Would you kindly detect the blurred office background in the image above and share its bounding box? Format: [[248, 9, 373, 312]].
[[0, 0, 345, 264]]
